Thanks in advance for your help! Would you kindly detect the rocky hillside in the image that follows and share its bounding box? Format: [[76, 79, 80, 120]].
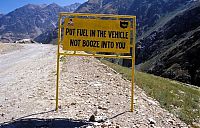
[[35, 0, 137, 43], [35, 0, 194, 43], [76, 0, 194, 36], [75, 0, 200, 86], [34, 28, 58, 44], [137, 2, 200, 86], [75, 0, 134, 14], [40, 0, 195, 44], [36, 0, 190, 44], [64, 3, 81, 12], [0, 3, 80, 42]]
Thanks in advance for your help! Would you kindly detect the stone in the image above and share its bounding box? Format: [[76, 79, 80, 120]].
[[107, 73, 112, 76], [116, 125, 120, 128], [1, 113, 5, 117], [89, 115, 95, 122], [103, 120, 112, 126], [89, 114, 107, 123], [71, 102, 76, 105], [28, 95, 34, 98], [139, 124, 147, 128], [192, 122, 200, 128], [86, 126, 93, 128], [167, 119, 174, 124], [93, 122, 101, 126], [178, 90, 185, 94], [95, 75, 100, 78], [145, 98, 157, 106], [106, 101, 110, 104], [98, 106, 108, 110], [58, 105, 61, 109], [95, 115, 107, 122], [148, 118, 156, 124]]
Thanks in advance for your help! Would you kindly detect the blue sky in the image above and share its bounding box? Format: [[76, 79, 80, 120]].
[[0, 0, 87, 14]]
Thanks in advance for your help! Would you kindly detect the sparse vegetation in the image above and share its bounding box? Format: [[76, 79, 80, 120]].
[[101, 59, 200, 126], [60, 56, 67, 62]]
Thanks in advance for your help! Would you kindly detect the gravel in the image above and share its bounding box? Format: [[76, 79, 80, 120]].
[[0, 44, 188, 128]]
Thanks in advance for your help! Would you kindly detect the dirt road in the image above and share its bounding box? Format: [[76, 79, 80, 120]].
[[0, 44, 187, 127]]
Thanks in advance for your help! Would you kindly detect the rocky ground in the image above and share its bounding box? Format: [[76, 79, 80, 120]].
[[0, 44, 188, 127], [0, 42, 24, 55]]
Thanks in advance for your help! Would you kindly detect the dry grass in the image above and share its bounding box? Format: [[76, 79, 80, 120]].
[[101, 59, 200, 127]]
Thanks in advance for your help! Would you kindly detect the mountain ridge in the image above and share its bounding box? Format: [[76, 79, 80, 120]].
[[0, 3, 80, 42], [0, 13, 4, 18], [137, 2, 200, 85], [74, 0, 200, 86]]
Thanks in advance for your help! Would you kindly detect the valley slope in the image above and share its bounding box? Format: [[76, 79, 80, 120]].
[[0, 3, 80, 42], [76, 0, 200, 86]]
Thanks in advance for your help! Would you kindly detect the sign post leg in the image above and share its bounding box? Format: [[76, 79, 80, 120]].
[[131, 54, 135, 112], [131, 18, 136, 112], [56, 14, 61, 111], [56, 53, 60, 111]]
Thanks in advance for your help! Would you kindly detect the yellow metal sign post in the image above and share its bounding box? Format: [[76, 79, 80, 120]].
[[56, 13, 136, 112]]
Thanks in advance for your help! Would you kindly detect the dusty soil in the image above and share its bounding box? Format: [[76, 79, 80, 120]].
[[0, 44, 188, 127], [0, 42, 24, 55]]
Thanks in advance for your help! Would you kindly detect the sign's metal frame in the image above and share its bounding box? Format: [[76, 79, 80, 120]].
[[56, 12, 136, 112]]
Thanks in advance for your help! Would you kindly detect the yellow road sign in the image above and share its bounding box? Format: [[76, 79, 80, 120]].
[[63, 18, 132, 53], [56, 13, 136, 112]]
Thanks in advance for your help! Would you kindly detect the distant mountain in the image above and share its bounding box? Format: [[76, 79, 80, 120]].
[[37, 0, 195, 44], [35, 0, 136, 43], [34, 0, 200, 86], [64, 3, 81, 12], [34, 28, 58, 44], [76, 0, 194, 36], [0, 13, 3, 18], [38, 0, 193, 43], [75, 0, 134, 14], [0, 3, 80, 42], [75, 0, 200, 86], [34, 3, 81, 44]]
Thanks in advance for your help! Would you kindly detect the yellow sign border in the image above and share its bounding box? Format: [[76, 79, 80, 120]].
[[56, 12, 136, 112], [63, 17, 131, 53]]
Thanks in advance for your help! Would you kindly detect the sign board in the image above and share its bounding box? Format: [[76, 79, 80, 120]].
[[63, 18, 132, 53], [56, 13, 136, 112]]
